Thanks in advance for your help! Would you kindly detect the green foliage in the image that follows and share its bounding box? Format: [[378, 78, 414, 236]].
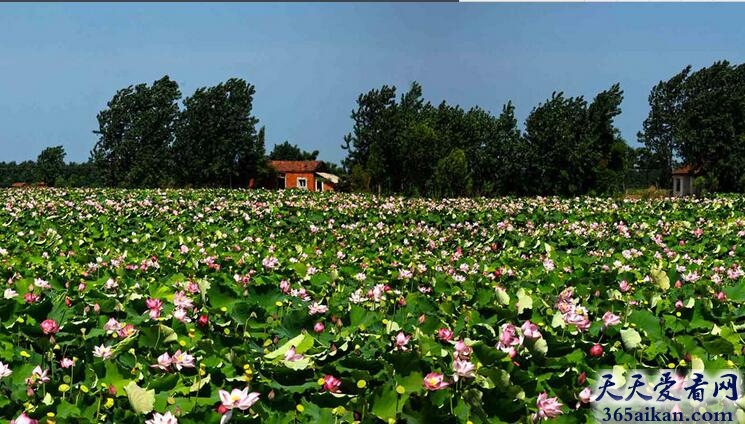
[[92, 75, 181, 188], [343, 81, 632, 197], [269, 141, 319, 161], [432, 148, 470, 198], [0, 189, 743, 423], [36, 146, 66, 186], [639, 61, 745, 193], [173, 78, 263, 188]]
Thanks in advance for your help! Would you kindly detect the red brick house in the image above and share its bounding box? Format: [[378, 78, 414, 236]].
[[269, 160, 339, 192]]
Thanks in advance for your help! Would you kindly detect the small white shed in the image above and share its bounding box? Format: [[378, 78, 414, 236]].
[[672, 165, 701, 196]]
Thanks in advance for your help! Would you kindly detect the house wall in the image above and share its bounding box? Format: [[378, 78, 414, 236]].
[[673, 175, 695, 196], [284, 172, 317, 191]]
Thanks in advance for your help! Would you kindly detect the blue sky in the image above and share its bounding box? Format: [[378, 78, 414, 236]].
[[1, 3, 744, 165]]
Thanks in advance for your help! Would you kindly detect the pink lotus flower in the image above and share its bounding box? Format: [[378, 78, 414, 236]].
[[10, 412, 38, 424], [279, 280, 291, 294], [283, 346, 304, 362], [313, 322, 325, 333], [602, 311, 621, 327], [146, 298, 163, 319], [308, 302, 328, 315], [423, 372, 449, 391], [497, 323, 524, 355], [104, 318, 123, 332], [578, 387, 592, 406], [536, 392, 563, 419], [521, 321, 542, 339], [145, 411, 178, 424], [40, 319, 59, 335], [219, 387, 260, 411], [60, 358, 74, 369], [151, 352, 172, 371], [394, 331, 411, 351], [563, 307, 591, 331], [26, 366, 50, 386], [118, 324, 137, 338], [452, 359, 476, 381], [321, 374, 342, 393], [173, 308, 191, 323], [171, 350, 195, 370], [619, 280, 631, 293], [173, 291, 193, 309], [437, 328, 454, 342], [454, 339, 472, 360], [93, 344, 113, 360]]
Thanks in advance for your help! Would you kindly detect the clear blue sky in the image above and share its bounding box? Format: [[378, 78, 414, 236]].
[[1, 3, 744, 165]]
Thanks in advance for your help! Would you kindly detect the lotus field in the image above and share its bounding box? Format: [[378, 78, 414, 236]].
[[2, 189, 745, 424]]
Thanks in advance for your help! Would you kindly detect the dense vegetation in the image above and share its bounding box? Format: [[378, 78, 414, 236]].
[[5, 60, 745, 196], [1, 189, 744, 423]]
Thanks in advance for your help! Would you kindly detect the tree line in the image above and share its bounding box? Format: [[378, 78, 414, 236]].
[[8, 60, 745, 196], [342, 81, 635, 196], [6, 76, 326, 188], [638, 60, 745, 192]]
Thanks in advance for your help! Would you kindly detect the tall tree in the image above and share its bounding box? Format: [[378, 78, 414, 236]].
[[587, 83, 626, 194], [342, 85, 398, 193], [675, 61, 745, 192], [36, 146, 66, 186], [173, 78, 261, 187], [92, 76, 181, 187], [523, 92, 590, 196], [638, 66, 691, 188]]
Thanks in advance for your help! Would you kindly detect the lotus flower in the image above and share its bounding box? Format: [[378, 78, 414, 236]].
[[521, 320, 542, 339], [423, 372, 449, 391], [40, 319, 59, 335], [10, 412, 38, 424], [171, 350, 195, 370], [145, 411, 178, 424], [0, 361, 12, 378], [535, 392, 563, 419], [322, 374, 342, 393], [394, 331, 411, 351], [452, 359, 476, 381], [151, 352, 172, 371], [93, 344, 113, 360], [219, 387, 260, 410], [283, 346, 304, 362], [602, 311, 621, 326], [437, 328, 454, 342]]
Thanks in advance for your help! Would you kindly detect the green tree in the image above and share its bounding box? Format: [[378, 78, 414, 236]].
[[36, 146, 66, 186], [92, 76, 181, 187], [523, 92, 590, 196], [342, 85, 398, 194], [675, 61, 745, 192], [269, 141, 319, 161], [638, 66, 690, 188], [173, 78, 261, 187], [586, 83, 627, 194], [432, 148, 470, 198]]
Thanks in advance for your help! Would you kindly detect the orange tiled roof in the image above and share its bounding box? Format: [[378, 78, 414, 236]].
[[672, 165, 701, 176], [270, 160, 322, 173]]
